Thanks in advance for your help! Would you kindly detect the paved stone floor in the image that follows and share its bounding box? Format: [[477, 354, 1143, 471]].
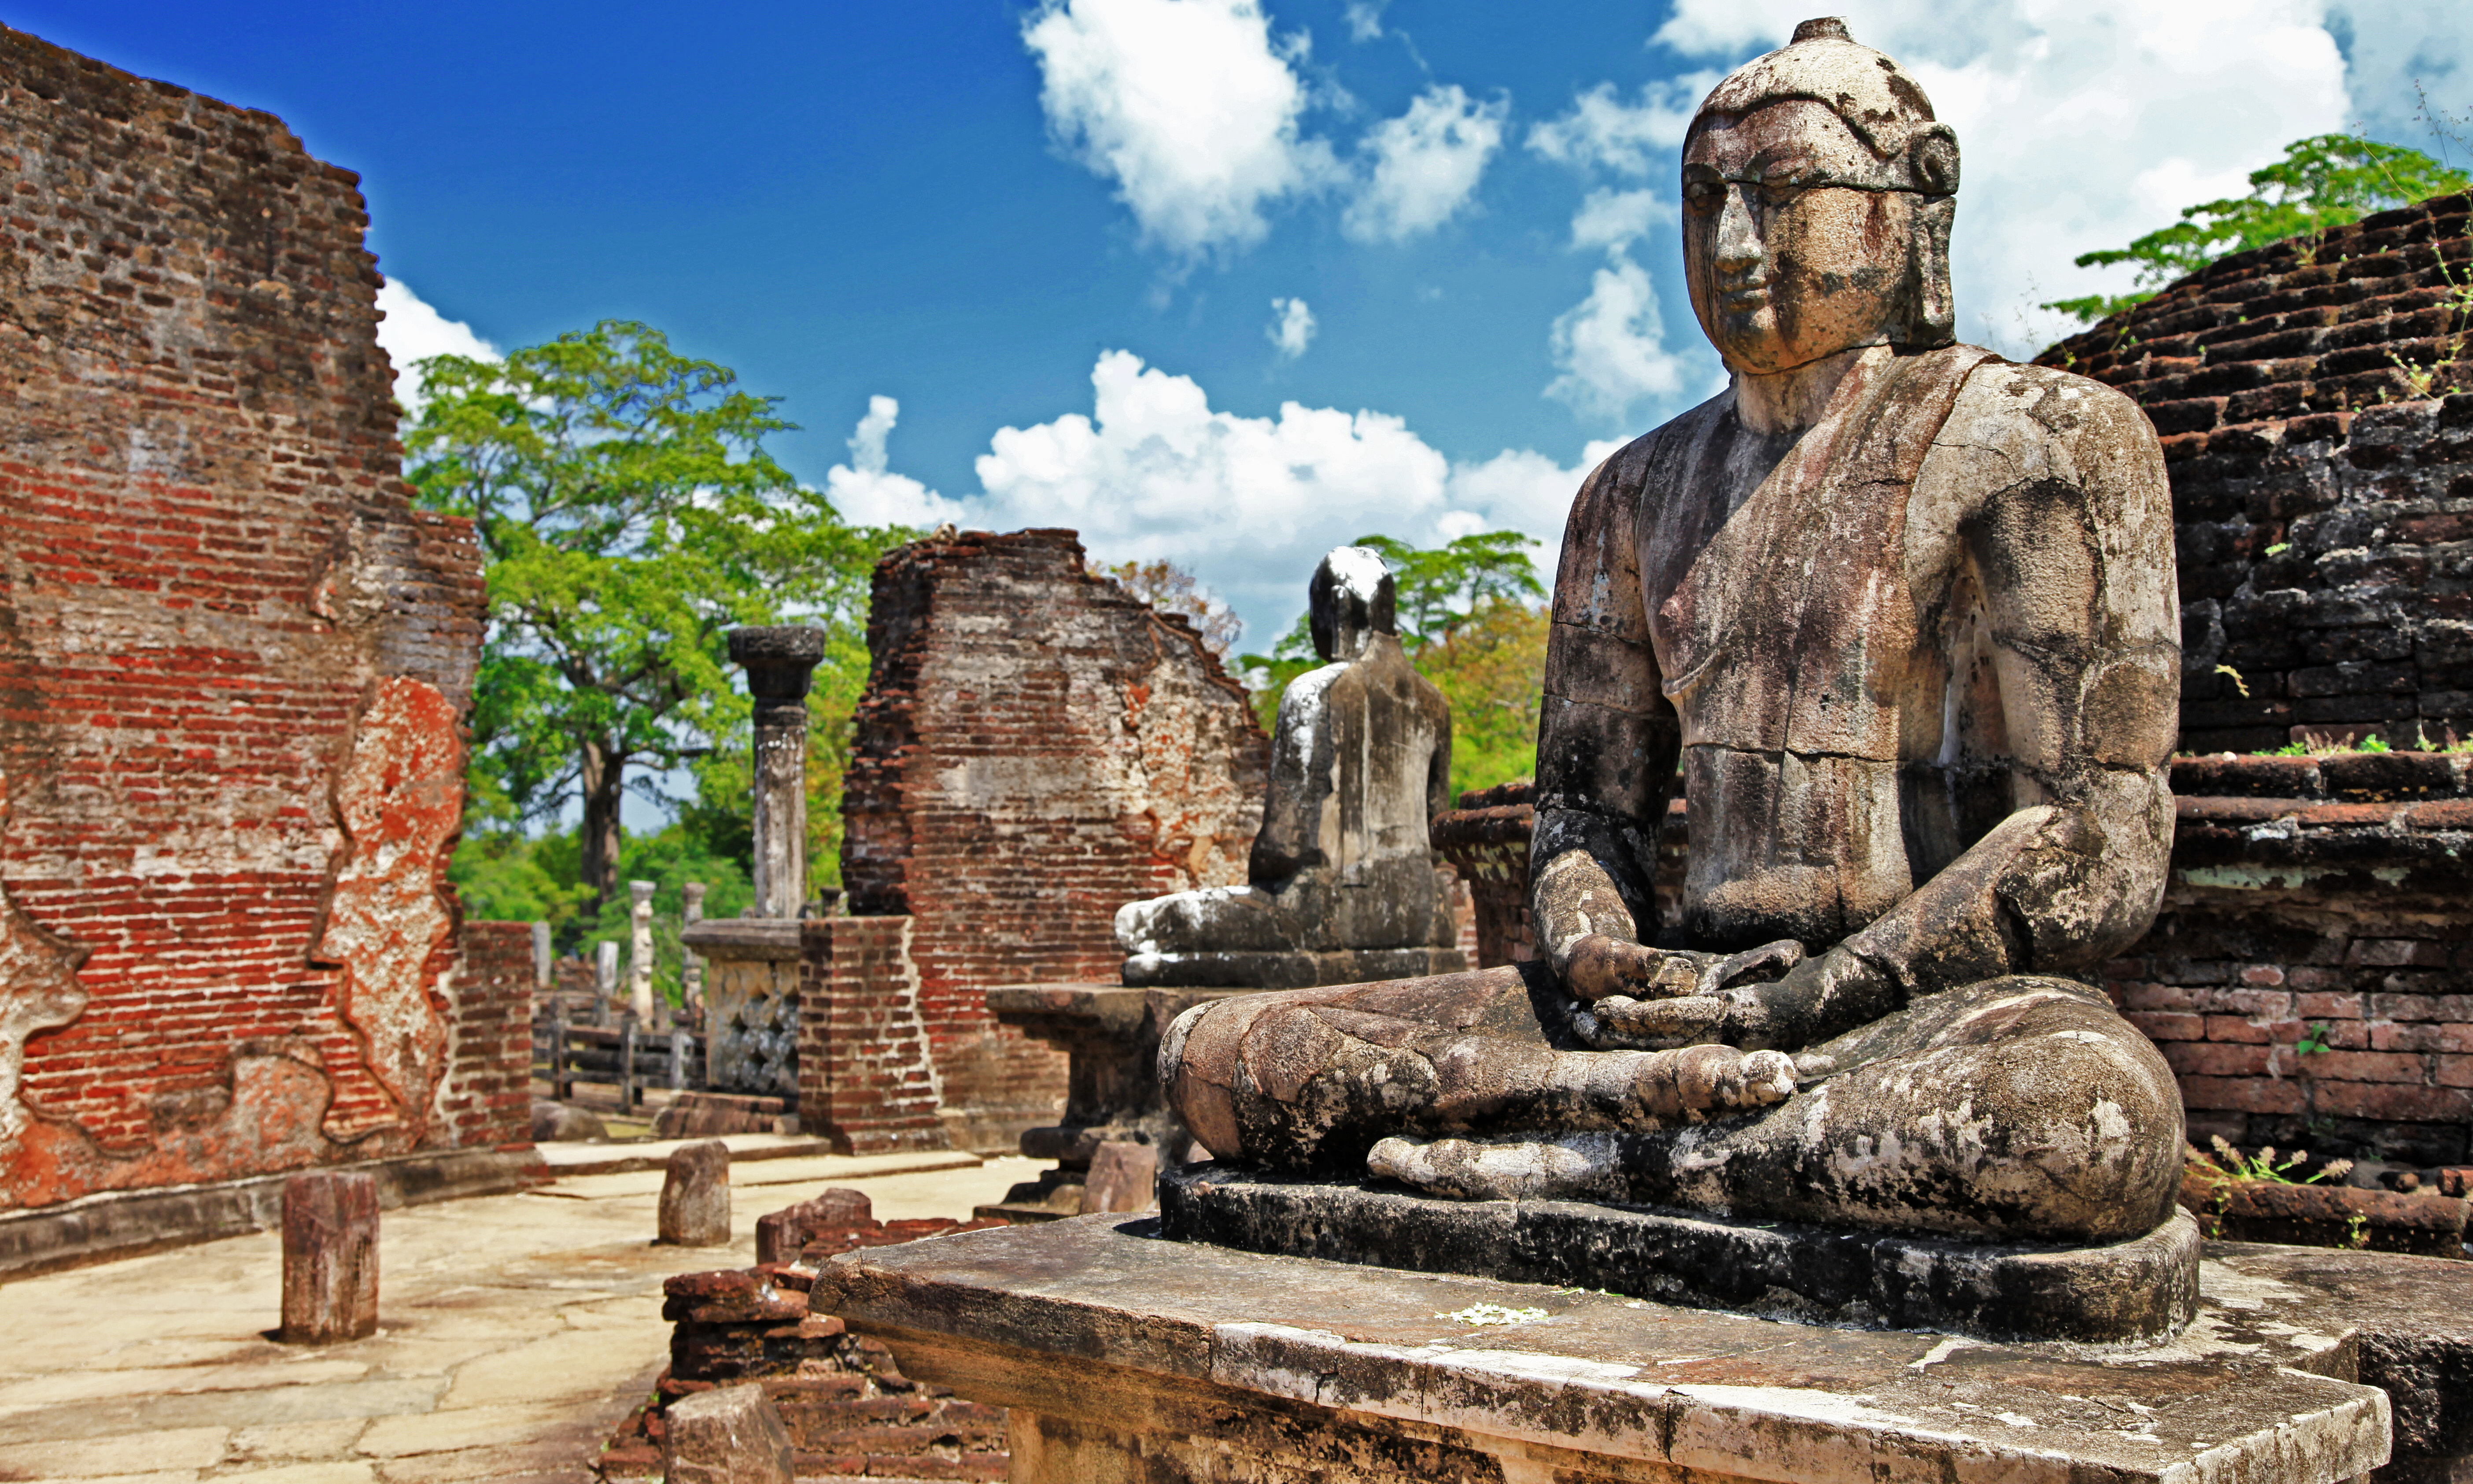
[[0, 1151, 1040, 1484]]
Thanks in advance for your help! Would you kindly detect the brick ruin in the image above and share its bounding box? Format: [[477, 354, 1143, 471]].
[[2040, 189, 2473, 753], [0, 28, 528, 1219], [837, 529, 1269, 1151]]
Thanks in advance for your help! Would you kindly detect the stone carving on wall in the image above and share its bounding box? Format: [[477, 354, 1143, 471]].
[[1159, 22, 2193, 1318], [1115, 546, 1465, 990]]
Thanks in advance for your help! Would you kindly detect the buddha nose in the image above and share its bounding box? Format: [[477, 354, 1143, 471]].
[[1715, 186, 1763, 273]]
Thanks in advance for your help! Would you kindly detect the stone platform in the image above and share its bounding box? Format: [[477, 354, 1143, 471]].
[[807, 1213, 2465, 1484], [1159, 1164, 2200, 1344]]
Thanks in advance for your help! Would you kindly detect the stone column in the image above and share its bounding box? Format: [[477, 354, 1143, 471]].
[[629, 879, 657, 1026], [280, 1170, 378, 1344], [682, 882, 708, 1017], [594, 941, 619, 1027], [531, 920, 553, 991], [726, 626, 826, 919]]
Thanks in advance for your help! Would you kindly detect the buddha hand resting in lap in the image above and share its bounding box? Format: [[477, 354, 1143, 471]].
[[1157, 18, 2187, 1244]]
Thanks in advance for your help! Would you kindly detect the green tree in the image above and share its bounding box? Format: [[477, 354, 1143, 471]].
[[1102, 558, 1243, 657], [407, 321, 899, 912], [2043, 134, 2472, 324], [1239, 532, 1549, 794]]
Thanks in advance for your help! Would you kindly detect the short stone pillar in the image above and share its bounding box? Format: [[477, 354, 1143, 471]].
[[682, 881, 708, 1016], [530, 919, 553, 991], [1082, 1140, 1159, 1214], [726, 625, 825, 919], [628, 879, 657, 1026], [755, 1188, 873, 1266], [593, 940, 619, 1027], [663, 1383, 794, 1484], [658, 1139, 732, 1246], [280, 1170, 378, 1344]]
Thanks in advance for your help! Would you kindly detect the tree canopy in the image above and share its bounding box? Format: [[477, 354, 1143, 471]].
[[2043, 134, 2472, 325], [407, 320, 904, 915]]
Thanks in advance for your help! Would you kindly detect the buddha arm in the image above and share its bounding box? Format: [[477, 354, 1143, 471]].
[[1704, 369, 2181, 1051], [1529, 455, 1680, 974]]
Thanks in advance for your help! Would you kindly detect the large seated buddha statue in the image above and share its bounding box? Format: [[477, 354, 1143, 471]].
[[1158, 18, 2186, 1247]]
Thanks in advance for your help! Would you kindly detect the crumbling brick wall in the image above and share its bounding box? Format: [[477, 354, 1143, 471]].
[[2039, 192, 2473, 752], [0, 26, 509, 1211], [794, 916, 946, 1155], [436, 921, 535, 1153], [843, 529, 1269, 1152]]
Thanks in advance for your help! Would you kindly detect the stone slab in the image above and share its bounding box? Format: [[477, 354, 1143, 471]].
[[680, 917, 805, 961], [811, 1215, 2399, 1484], [1159, 1164, 2199, 1344], [0, 1148, 548, 1281]]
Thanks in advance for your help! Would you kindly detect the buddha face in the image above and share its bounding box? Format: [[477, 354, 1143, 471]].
[[1681, 100, 1926, 376]]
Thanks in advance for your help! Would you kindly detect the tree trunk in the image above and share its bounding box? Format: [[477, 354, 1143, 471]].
[[579, 737, 624, 915]]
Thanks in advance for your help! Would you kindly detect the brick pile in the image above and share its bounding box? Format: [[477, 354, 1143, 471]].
[[0, 25, 520, 1212], [2038, 192, 2473, 752], [842, 530, 1268, 1152], [598, 1200, 1010, 1482], [1428, 753, 2473, 1172]]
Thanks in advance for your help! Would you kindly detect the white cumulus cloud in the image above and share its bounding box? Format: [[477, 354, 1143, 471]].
[[1645, 0, 2353, 354], [1022, 0, 1338, 260], [1569, 187, 1671, 253], [1268, 296, 1318, 357], [1526, 77, 1712, 176], [1343, 0, 1387, 42], [1342, 84, 1508, 243], [821, 396, 970, 529], [374, 278, 496, 416], [1546, 252, 1690, 427]]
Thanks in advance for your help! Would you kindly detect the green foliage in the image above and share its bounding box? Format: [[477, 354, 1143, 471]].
[[449, 822, 757, 997], [1239, 532, 1549, 794], [1102, 559, 1243, 657], [407, 321, 911, 908], [2043, 135, 2472, 324], [2205, 1135, 2350, 1186]]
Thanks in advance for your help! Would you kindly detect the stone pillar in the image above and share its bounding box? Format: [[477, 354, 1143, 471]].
[[682, 882, 708, 1016], [594, 941, 619, 1027], [726, 626, 825, 919], [531, 920, 553, 991], [280, 1170, 378, 1344], [629, 879, 657, 1026]]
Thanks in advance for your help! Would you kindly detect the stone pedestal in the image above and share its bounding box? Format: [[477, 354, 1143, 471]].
[[279, 1170, 378, 1344], [809, 1215, 2452, 1484], [681, 917, 801, 1101], [978, 985, 1248, 1220]]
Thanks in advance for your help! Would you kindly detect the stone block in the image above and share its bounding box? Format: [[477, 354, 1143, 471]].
[[811, 1215, 2409, 1484], [756, 1189, 873, 1267], [1081, 1142, 1159, 1214], [660, 1140, 732, 1247], [280, 1170, 378, 1345], [664, 1383, 794, 1484]]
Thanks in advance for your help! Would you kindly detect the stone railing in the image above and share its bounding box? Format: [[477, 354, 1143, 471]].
[[1428, 755, 2473, 1172]]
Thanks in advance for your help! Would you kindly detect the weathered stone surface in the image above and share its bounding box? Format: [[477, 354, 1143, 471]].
[[728, 625, 824, 923], [1118, 547, 1464, 991], [659, 1141, 732, 1247], [843, 528, 1269, 1152], [812, 1215, 2398, 1484], [664, 1383, 794, 1484], [1159, 25, 2186, 1258], [755, 1189, 873, 1268], [1083, 1141, 1160, 1215], [1161, 1164, 2201, 1343], [280, 1171, 379, 1345], [530, 1100, 608, 1143]]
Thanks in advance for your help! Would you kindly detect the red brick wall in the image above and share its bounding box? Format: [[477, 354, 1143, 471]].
[[2038, 192, 2473, 752], [794, 917, 946, 1155], [843, 529, 1268, 1151], [0, 26, 504, 1212], [438, 921, 535, 1152]]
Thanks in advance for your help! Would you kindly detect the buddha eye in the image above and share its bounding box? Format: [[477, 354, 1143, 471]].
[[1681, 180, 1722, 209]]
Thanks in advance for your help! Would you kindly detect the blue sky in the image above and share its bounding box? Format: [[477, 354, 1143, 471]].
[[12, 0, 2471, 647]]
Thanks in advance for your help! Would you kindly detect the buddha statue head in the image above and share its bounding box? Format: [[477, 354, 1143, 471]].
[[1309, 545, 1398, 663], [1681, 17, 1959, 377]]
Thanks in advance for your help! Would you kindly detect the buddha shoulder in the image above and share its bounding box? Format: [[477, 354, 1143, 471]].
[[1930, 358, 2167, 497]]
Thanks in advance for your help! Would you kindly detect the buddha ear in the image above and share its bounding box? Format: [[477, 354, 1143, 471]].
[[1905, 124, 1960, 196], [1906, 192, 1957, 347]]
